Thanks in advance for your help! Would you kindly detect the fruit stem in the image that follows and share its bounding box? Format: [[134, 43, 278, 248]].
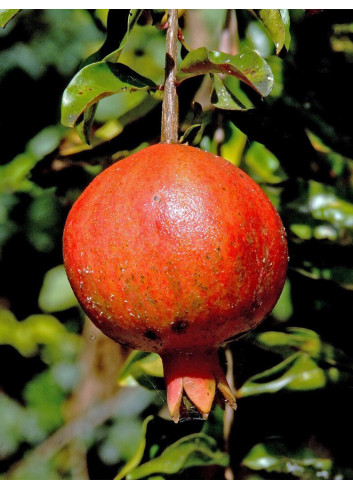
[[161, 9, 179, 144]]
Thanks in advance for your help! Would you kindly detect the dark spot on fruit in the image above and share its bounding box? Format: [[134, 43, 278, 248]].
[[154, 195, 160, 201], [171, 320, 189, 334], [144, 329, 159, 340]]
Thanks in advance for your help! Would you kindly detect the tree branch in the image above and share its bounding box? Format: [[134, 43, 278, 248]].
[[161, 9, 179, 143]]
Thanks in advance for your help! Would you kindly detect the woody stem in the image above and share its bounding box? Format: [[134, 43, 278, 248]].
[[161, 9, 179, 144]]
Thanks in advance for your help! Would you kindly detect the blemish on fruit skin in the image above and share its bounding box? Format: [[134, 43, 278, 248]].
[[144, 329, 159, 341], [171, 320, 189, 334]]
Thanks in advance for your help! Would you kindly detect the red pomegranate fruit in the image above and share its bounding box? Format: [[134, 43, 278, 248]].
[[63, 143, 288, 422]]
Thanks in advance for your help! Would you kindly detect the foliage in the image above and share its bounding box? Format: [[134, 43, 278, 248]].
[[0, 8, 353, 480]]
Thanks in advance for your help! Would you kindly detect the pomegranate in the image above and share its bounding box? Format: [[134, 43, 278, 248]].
[[63, 143, 288, 421]]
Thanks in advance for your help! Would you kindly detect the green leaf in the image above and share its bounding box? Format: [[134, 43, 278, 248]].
[[38, 265, 78, 313], [0, 126, 65, 194], [210, 74, 248, 110], [23, 369, 65, 433], [254, 9, 291, 55], [0, 9, 20, 28], [271, 279, 293, 322], [237, 352, 327, 398], [115, 415, 154, 480], [258, 327, 320, 358], [178, 46, 274, 98], [104, 10, 142, 63], [179, 102, 203, 144], [245, 141, 287, 183], [82, 10, 142, 67], [293, 263, 353, 291], [0, 308, 80, 358], [242, 439, 332, 479], [126, 433, 229, 480], [118, 350, 164, 390], [179, 124, 202, 144], [288, 180, 353, 245], [62, 9, 146, 143], [61, 62, 157, 128], [76, 103, 97, 145]]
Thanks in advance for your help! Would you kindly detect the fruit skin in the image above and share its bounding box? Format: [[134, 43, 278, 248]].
[[63, 143, 288, 420]]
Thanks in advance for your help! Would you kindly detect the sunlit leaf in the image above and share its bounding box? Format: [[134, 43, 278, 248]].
[[211, 74, 248, 110], [218, 121, 247, 166], [83, 10, 142, 67], [76, 10, 142, 144], [178, 46, 274, 97], [0, 126, 65, 194], [271, 279, 293, 322], [61, 62, 157, 128], [126, 433, 229, 480], [0, 9, 20, 28], [0, 308, 80, 358], [245, 141, 287, 183], [254, 9, 291, 54], [237, 352, 326, 398], [258, 327, 320, 358], [243, 439, 332, 479], [118, 350, 164, 389], [38, 265, 78, 313]]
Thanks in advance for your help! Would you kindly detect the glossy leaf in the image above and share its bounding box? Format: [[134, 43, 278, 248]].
[[237, 352, 326, 398], [243, 440, 332, 479], [61, 62, 157, 128], [210, 74, 248, 110], [126, 433, 229, 480], [38, 265, 78, 313], [254, 9, 291, 54], [62, 9, 145, 143], [83, 10, 142, 67], [178, 46, 274, 98], [0, 9, 20, 28]]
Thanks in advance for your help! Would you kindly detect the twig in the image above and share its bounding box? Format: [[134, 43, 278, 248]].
[[161, 9, 179, 143]]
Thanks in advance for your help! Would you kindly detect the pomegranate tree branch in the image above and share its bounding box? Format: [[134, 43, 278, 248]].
[[161, 9, 179, 143]]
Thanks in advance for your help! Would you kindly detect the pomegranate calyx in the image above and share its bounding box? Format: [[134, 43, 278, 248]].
[[162, 349, 236, 423]]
